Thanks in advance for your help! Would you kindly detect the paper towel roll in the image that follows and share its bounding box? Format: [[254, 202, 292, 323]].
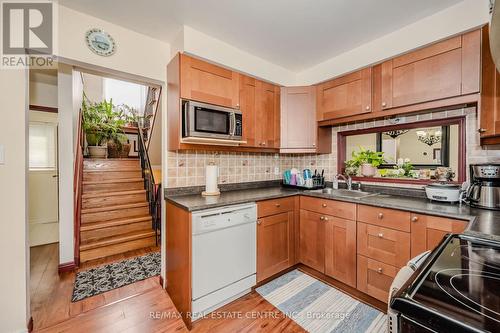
[[203, 164, 220, 196]]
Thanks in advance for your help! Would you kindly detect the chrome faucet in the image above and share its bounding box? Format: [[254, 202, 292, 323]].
[[335, 174, 352, 190]]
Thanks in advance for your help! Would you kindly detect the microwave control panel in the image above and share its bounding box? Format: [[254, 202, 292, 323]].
[[234, 113, 243, 137]]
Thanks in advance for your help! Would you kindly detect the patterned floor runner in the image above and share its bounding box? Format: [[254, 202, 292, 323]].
[[71, 252, 160, 302], [256, 270, 387, 333]]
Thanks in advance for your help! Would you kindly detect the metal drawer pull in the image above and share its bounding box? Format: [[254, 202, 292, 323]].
[[322, 203, 327, 208], [320, 216, 325, 221], [411, 216, 418, 222], [377, 233, 384, 238], [377, 267, 383, 274], [257, 220, 261, 225], [275, 203, 281, 207], [378, 213, 384, 219]]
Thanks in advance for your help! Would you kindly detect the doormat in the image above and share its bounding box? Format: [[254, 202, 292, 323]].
[[256, 270, 387, 333], [71, 252, 160, 302]]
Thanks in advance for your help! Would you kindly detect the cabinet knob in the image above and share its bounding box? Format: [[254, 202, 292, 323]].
[[313, 143, 316, 147], [365, 105, 370, 111], [320, 216, 325, 221], [382, 102, 387, 108], [377, 267, 383, 274], [275, 203, 281, 208], [257, 220, 261, 225], [478, 128, 487, 133], [262, 142, 266, 146], [377, 233, 384, 238], [236, 103, 240, 108], [411, 216, 418, 222], [378, 212, 384, 219], [322, 203, 327, 208]]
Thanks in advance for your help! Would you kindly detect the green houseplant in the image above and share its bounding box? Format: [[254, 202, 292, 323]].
[[349, 147, 385, 177]]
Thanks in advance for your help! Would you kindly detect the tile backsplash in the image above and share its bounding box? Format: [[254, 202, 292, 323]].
[[167, 107, 500, 188]]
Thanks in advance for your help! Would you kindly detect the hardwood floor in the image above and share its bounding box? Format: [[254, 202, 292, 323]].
[[30, 243, 160, 331], [30, 243, 304, 333]]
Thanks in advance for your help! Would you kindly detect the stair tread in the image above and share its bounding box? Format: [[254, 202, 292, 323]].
[[81, 215, 152, 231], [82, 202, 149, 214], [83, 168, 142, 172], [83, 178, 144, 185], [80, 230, 156, 251], [82, 189, 146, 199]]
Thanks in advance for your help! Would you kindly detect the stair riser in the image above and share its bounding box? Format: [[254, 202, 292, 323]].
[[84, 159, 140, 170], [80, 236, 156, 262], [82, 206, 150, 223], [83, 170, 143, 181], [82, 193, 146, 209], [81, 220, 153, 242], [83, 181, 144, 192]]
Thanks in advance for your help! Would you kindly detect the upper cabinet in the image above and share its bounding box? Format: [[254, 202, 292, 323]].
[[255, 81, 280, 148], [374, 30, 480, 111], [316, 68, 372, 121], [239, 75, 257, 147], [180, 54, 240, 109]]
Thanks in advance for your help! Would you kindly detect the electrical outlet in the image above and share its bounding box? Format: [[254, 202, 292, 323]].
[[0, 145, 4, 164], [274, 167, 280, 175]]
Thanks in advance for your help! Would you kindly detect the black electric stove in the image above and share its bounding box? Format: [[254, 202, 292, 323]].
[[391, 234, 500, 333]]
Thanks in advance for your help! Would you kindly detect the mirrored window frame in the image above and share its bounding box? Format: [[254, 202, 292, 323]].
[[337, 116, 466, 184]]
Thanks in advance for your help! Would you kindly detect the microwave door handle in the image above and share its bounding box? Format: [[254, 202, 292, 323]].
[[230, 113, 236, 137]]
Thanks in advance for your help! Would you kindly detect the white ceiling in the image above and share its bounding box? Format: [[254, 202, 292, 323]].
[[59, 0, 463, 72]]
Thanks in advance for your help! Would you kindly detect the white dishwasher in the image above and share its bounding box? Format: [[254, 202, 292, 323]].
[[191, 203, 257, 318]]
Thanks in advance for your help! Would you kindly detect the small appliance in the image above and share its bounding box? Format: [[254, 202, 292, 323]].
[[424, 182, 462, 203], [467, 164, 500, 210], [182, 99, 243, 144]]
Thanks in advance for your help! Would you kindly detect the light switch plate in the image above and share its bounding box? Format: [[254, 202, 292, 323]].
[[0, 144, 4, 164]]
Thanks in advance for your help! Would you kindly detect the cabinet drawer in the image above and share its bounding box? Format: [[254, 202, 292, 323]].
[[357, 255, 397, 303], [257, 197, 294, 218], [300, 196, 356, 220], [357, 205, 410, 232], [357, 222, 410, 268]]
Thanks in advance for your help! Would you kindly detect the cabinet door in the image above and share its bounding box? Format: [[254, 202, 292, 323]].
[[410, 214, 468, 257], [257, 211, 295, 282], [280, 86, 316, 150], [180, 54, 240, 108], [316, 68, 372, 121], [239, 75, 256, 147], [325, 216, 356, 287], [256, 81, 280, 148], [299, 209, 325, 272], [357, 255, 397, 303], [377, 33, 480, 111]]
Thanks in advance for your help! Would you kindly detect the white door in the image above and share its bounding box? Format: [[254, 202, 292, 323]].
[[28, 120, 59, 247]]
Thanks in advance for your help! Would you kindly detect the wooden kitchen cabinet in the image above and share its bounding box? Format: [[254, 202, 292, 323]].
[[280, 86, 331, 153], [255, 81, 280, 148], [179, 54, 240, 109], [325, 216, 357, 287], [239, 75, 257, 147], [316, 68, 372, 121], [374, 31, 480, 112], [299, 209, 326, 272], [257, 211, 295, 282], [410, 213, 467, 257], [357, 255, 397, 303]]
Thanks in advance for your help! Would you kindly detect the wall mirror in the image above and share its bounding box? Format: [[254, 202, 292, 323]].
[[338, 116, 465, 183]]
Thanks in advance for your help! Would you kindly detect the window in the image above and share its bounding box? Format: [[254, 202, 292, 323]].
[[103, 78, 147, 112], [29, 122, 57, 170]]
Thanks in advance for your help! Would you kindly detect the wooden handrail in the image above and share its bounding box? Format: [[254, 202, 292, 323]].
[[73, 109, 84, 267]]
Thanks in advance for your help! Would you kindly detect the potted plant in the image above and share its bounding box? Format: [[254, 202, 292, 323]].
[[82, 96, 109, 158], [349, 147, 385, 177], [117, 104, 141, 128]]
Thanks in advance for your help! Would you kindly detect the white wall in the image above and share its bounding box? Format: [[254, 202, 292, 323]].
[[81, 73, 103, 103], [182, 26, 296, 86], [0, 69, 29, 332], [57, 5, 171, 82], [29, 79, 57, 107], [296, 0, 491, 85]]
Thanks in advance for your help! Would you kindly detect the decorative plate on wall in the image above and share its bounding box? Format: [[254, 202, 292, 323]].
[[85, 28, 116, 56]]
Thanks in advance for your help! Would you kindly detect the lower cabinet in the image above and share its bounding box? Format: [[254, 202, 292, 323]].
[[325, 217, 357, 287], [299, 209, 326, 272], [257, 211, 295, 282], [357, 255, 397, 303]]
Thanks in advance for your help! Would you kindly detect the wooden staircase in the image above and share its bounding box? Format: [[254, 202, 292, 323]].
[[80, 158, 156, 262]]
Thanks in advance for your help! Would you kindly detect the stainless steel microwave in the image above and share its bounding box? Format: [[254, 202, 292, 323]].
[[182, 100, 243, 141]]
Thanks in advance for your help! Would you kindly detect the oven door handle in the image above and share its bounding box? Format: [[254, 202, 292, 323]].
[[229, 112, 236, 137]]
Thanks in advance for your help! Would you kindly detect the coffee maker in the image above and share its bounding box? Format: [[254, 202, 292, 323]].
[[467, 164, 500, 210]]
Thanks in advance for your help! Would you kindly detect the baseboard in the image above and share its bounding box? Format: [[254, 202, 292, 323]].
[[58, 261, 76, 274], [159, 275, 164, 288]]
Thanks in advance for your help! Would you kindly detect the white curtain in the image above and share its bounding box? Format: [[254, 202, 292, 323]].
[[29, 122, 57, 170]]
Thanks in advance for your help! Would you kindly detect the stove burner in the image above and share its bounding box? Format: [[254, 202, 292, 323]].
[[435, 268, 500, 324]]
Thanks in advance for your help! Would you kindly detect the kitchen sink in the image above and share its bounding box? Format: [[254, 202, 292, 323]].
[[309, 188, 378, 199]]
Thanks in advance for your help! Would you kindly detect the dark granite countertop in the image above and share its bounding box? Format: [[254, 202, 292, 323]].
[[165, 186, 500, 242]]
